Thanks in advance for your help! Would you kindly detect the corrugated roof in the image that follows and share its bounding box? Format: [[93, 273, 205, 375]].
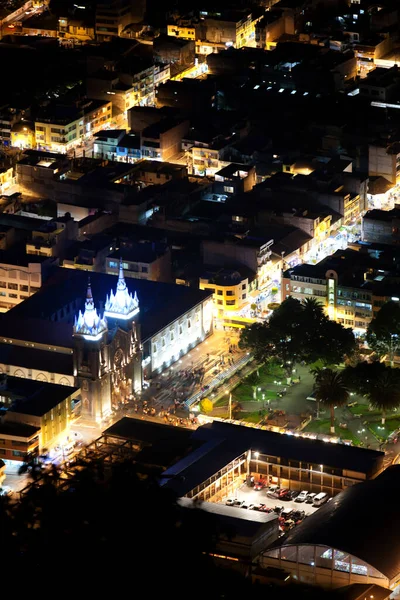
[[278, 466, 400, 581]]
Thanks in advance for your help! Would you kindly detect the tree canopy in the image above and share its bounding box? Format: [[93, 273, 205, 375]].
[[312, 367, 349, 433], [366, 301, 400, 361], [240, 298, 356, 371], [344, 362, 400, 425]]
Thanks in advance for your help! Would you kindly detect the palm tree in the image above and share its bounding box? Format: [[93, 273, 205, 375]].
[[368, 368, 400, 425], [312, 368, 349, 434]]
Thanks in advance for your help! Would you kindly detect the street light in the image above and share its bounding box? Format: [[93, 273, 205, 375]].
[[226, 391, 232, 421]]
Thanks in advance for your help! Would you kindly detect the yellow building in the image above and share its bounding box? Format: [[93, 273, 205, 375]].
[[1, 376, 80, 454], [0, 167, 14, 195], [35, 100, 112, 153], [167, 24, 196, 40], [58, 16, 95, 41], [236, 12, 259, 48], [11, 122, 35, 149], [199, 268, 256, 326]]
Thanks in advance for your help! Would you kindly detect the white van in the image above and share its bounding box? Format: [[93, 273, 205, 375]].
[[313, 492, 329, 507]]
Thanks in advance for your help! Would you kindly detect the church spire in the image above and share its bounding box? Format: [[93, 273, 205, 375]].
[[104, 260, 139, 320], [74, 278, 107, 340], [117, 258, 127, 292]]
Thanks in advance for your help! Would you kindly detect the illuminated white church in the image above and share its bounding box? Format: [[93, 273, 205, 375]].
[[73, 260, 142, 419], [0, 260, 213, 422]]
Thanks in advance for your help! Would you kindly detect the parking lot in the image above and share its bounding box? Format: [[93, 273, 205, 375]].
[[224, 483, 322, 517]]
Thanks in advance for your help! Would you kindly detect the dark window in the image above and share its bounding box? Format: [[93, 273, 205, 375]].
[[226, 290, 234, 296]]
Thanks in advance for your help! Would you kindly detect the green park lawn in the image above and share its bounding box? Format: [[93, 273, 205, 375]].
[[368, 417, 400, 441], [347, 404, 381, 417], [240, 410, 268, 424], [303, 419, 361, 446]]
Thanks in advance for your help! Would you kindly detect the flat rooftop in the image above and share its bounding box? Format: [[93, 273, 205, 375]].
[[1, 375, 78, 417]]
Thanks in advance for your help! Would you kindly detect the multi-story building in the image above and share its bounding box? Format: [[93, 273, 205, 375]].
[[0, 105, 22, 146], [213, 163, 256, 196], [281, 247, 400, 331], [106, 243, 172, 282], [87, 62, 155, 116], [93, 129, 141, 162], [202, 236, 278, 291], [199, 266, 256, 323], [35, 100, 112, 153], [369, 141, 400, 185], [203, 10, 256, 48], [140, 118, 190, 161], [359, 65, 400, 102], [26, 215, 78, 259], [0, 420, 39, 467], [58, 15, 95, 41], [153, 35, 196, 67], [0, 248, 56, 312], [0, 166, 13, 195], [95, 0, 145, 40], [0, 376, 79, 452], [362, 207, 400, 244]]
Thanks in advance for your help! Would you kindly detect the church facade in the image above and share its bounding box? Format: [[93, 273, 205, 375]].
[[73, 262, 142, 419], [0, 263, 213, 422]]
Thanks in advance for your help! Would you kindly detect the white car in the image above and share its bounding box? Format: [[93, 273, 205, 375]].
[[0, 486, 13, 497], [225, 498, 235, 506], [295, 490, 309, 503]]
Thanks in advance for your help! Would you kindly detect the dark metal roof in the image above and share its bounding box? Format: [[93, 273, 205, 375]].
[[193, 422, 384, 476], [2, 375, 78, 417], [0, 267, 212, 344], [0, 344, 73, 375], [279, 466, 400, 581]]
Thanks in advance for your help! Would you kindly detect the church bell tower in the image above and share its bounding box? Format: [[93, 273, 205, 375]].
[[73, 279, 111, 421]]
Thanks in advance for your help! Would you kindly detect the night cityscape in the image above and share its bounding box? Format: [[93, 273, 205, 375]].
[[1, 0, 400, 595]]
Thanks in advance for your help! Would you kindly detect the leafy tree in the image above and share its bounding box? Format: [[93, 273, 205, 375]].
[[240, 297, 356, 371], [312, 368, 349, 433], [343, 361, 387, 397], [344, 362, 400, 424], [368, 368, 400, 425], [4, 457, 255, 598], [366, 301, 400, 364]]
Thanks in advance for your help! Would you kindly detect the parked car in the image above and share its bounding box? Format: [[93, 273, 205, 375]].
[[249, 503, 263, 510], [282, 519, 296, 531], [305, 492, 317, 504], [241, 501, 251, 509], [267, 487, 281, 499], [288, 490, 299, 500], [274, 505, 284, 514], [0, 486, 13, 497], [281, 507, 293, 519], [278, 488, 291, 499], [313, 492, 329, 507], [233, 499, 244, 507], [254, 479, 266, 490], [225, 498, 235, 506], [259, 504, 273, 513], [292, 510, 305, 522], [295, 490, 309, 503]]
